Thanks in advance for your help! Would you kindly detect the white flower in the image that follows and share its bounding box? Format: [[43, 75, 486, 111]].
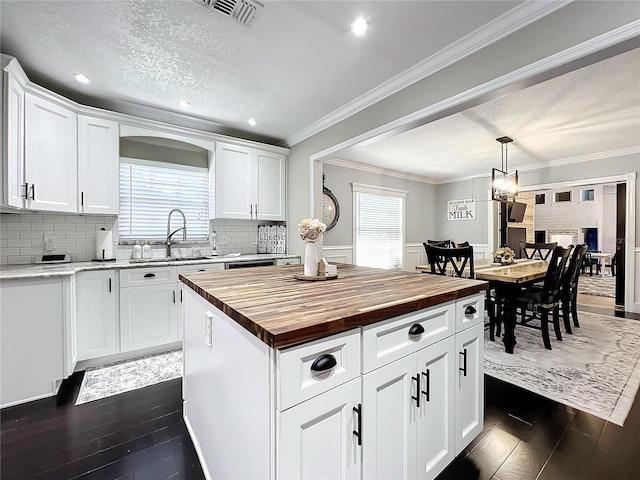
[[298, 218, 326, 241]]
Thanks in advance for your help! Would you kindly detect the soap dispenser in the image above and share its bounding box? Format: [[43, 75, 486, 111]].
[[132, 241, 142, 259], [142, 241, 151, 259]]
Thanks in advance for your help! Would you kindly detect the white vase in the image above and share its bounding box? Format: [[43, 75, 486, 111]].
[[304, 241, 319, 276]]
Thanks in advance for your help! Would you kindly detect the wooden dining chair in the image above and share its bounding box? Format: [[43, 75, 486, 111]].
[[605, 252, 617, 277], [515, 245, 572, 350], [424, 244, 474, 278], [452, 241, 469, 248], [560, 244, 589, 334], [519, 241, 557, 261]]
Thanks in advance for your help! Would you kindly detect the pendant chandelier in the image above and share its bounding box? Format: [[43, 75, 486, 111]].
[[491, 136, 518, 202]]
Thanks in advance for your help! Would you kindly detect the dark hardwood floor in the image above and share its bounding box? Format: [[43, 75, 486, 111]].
[[2, 305, 639, 480]]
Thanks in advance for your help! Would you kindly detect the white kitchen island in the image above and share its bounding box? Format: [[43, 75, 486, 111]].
[[180, 264, 487, 480]]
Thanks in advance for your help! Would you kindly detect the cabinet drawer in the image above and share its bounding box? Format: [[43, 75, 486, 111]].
[[361, 301, 455, 373], [177, 263, 225, 275], [456, 293, 485, 332], [276, 257, 300, 266], [277, 329, 360, 411], [119, 266, 177, 287]]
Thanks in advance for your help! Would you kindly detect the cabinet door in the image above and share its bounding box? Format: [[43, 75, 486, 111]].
[[76, 270, 118, 360], [256, 150, 285, 220], [454, 323, 484, 455], [0, 278, 64, 407], [119, 283, 178, 352], [279, 377, 361, 480], [2, 69, 25, 208], [24, 93, 77, 212], [215, 142, 254, 219], [415, 336, 455, 480], [78, 115, 119, 214], [362, 354, 417, 480]]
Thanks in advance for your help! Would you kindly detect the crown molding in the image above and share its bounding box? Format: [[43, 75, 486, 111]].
[[286, 0, 569, 147], [324, 157, 436, 185], [311, 19, 640, 167], [437, 146, 640, 185]]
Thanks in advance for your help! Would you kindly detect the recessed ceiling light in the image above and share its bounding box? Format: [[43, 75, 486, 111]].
[[248, 118, 258, 126], [179, 100, 191, 108], [351, 17, 368, 36], [73, 73, 90, 84]]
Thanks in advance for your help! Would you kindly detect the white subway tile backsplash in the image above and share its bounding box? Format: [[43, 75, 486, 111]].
[[1, 214, 285, 264], [7, 239, 32, 247], [19, 214, 43, 223], [6, 223, 26, 230], [19, 230, 43, 239]]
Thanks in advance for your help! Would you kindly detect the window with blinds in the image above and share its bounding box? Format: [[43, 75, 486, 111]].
[[353, 184, 406, 269], [119, 158, 209, 241]]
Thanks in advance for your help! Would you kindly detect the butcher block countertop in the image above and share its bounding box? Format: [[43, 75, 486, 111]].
[[180, 263, 488, 349]]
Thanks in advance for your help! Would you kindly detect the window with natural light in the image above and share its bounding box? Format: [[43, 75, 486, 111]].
[[119, 158, 209, 241], [353, 183, 406, 269]]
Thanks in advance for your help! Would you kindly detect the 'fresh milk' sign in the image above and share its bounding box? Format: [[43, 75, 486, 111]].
[[447, 199, 475, 221]]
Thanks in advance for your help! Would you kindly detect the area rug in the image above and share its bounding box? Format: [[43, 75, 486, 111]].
[[577, 274, 615, 298], [484, 312, 640, 426], [76, 349, 182, 405]]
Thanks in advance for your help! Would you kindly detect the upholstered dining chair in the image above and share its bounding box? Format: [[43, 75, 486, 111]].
[[515, 245, 572, 350], [560, 244, 589, 334], [519, 241, 557, 261], [424, 244, 474, 278]]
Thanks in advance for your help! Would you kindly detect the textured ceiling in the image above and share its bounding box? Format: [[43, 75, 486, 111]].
[[1, 1, 638, 183], [1, 0, 526, 144], [337, 47, 640, 182]]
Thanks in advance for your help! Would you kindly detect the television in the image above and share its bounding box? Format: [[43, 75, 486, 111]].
[[507, 201, 527, 223]]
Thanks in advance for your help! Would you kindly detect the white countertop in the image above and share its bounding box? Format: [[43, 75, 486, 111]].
[[0, 254, 300, 280]]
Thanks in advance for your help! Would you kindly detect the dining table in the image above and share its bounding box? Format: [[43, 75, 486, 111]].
[[416, 258, 549, 353]]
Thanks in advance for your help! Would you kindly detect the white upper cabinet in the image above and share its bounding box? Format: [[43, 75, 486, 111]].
[[215, 141, 285, 221], [2, 68, 25, 208], [24, 92, 77, 212], [77, 115, 119, 214]]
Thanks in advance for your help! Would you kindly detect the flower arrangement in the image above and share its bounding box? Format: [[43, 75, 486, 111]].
[[493, 246, 516, 265], [298, 218, 326, 242]]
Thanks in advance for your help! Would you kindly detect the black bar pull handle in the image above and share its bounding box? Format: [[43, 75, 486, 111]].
[[81, 191, 84, 206], [412, 373, 421, 407], [459, 348, 468, 376], [421, 368, 430, 402], [465, 305, 477, 316], [30, 184, 35, 200], [108, 277, 112, 293], [310, 354, 337, 373], [22, 183, 29, 199], [144, 273, 156, 278], [408, 324, 424, 336], [353, 403, 362, 446], [198, 269, 206, 272], [180, 289, 183, 303]]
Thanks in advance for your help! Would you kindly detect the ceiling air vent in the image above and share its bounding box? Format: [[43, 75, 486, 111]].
[[193, 0, 263, 27]]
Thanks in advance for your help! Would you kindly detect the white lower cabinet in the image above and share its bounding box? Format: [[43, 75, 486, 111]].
[[120, 282, 179, 352], [454, 322, 484, 455], [362, 335, 455, 480], [182, 288, 485, 480], [76, 270, 118, 360], [279, 377, 362, 480], [0, 277, 66, 408]]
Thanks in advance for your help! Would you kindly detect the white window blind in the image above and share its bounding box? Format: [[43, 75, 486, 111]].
[[119, 158, 209, 241], [353, 184, 406, 269]]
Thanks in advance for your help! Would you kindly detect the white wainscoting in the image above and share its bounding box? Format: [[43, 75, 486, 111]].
[[322, 245, 353, 265], [326, 243, 492, 273], [632, 248, 640, 314]]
